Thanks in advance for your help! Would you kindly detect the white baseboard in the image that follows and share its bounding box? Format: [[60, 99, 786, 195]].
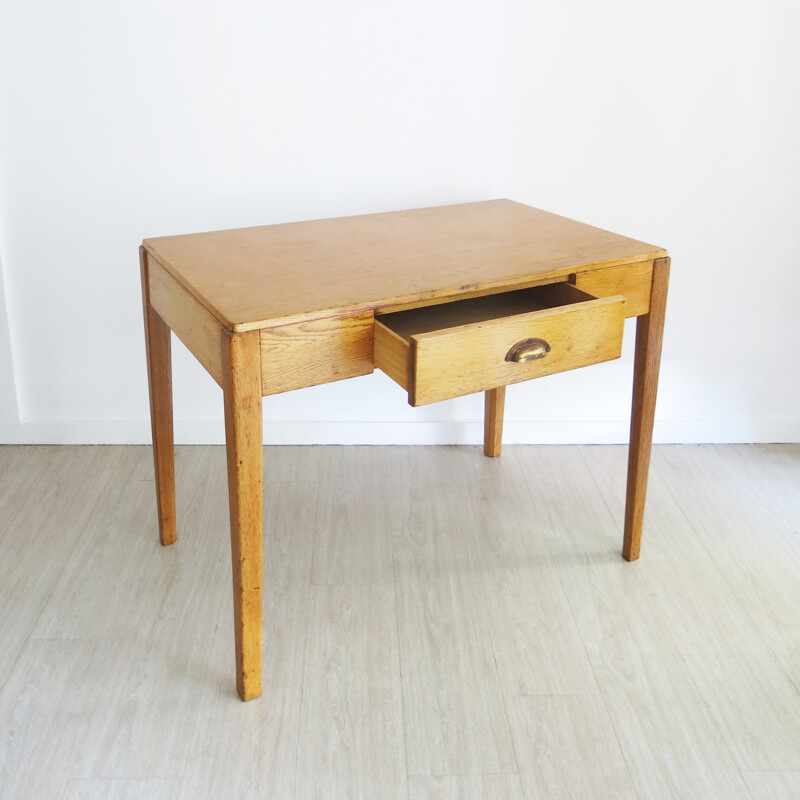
[[0, 418, 798, 445]]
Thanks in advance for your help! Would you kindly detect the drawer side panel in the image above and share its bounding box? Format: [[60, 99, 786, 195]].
[[374, 321, 410, 390]]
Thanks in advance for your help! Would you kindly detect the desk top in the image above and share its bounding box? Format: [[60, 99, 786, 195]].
[[143, 199, 666, 332]]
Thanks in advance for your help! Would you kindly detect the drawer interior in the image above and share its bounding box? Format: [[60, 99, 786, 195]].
[[376, 282, 598, 340]]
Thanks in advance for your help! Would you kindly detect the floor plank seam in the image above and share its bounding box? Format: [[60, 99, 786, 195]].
[[390, 524, 412, 797], [287, 479, 320, 800], [577, 443, 624, 527], [291, 581, 314, 800], [264, 479, 319, 484], [678, 649, 757, 792], [308, 580, 399, 587], [737, 766, 758, 800], [291, 470, 325, 799], [0, 637, 30, 696], [782, 665, 800, 700], [486, 602, 522, 778], [596, 676, 643, 800]]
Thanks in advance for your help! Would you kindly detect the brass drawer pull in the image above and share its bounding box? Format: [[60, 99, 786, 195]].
[[505, 337, 550, 363]]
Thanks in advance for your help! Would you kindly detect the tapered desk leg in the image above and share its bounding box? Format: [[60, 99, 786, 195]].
[[623, 257, 670, 561], [484, 386, 506, 457], [222, 330, 264, 701], [140, 248, 176, 546]]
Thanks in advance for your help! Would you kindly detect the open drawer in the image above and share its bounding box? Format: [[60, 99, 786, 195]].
[[374, 282, 626, 406]]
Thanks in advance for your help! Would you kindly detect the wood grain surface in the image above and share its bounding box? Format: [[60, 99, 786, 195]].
[[147, 254, 225, 387], [140, 249, 176, 546], [143, 200, 666, 330], [374, 282, 626, 405], [407, 295, 625, 405], [574, 259, 654, 318], [259, 312, 373, 395], [221, 331, 264, 701], [623, 256, 670, 560], [483, 387, 505, 457]]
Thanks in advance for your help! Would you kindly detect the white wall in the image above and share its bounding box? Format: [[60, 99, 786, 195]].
[[0, 252, 19, 424], [0, 0, 798, 445]]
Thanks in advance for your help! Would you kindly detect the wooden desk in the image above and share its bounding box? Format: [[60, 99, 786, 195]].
[[140, 199, 669, 701]]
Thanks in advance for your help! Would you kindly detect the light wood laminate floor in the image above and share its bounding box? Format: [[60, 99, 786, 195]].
[[0, 444, 798, 800]]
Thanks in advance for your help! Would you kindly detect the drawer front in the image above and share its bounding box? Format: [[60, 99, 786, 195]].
[[259, 312, 374, 395], [408, 295, 625, 405]]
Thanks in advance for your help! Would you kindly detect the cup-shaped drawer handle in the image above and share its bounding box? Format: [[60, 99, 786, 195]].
[[505, 337, 551, 363]]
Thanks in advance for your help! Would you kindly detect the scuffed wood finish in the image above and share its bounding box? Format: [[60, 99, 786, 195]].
[[142, 200, 666, 330], [409, 295, 624, 407], [259, 312, 373, 395], [147, 255, 226, 387], [140, 248, 176, 546], [573, 259, 654, 318], [377, 285, 626, 406], [484, 387, 505, 457], [623, 256, 670, 561], [139, 200, 670, 703], [222, 330, 264, 701]]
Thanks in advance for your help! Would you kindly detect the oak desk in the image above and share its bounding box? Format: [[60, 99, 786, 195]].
[[140, 199, 669, 702]]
